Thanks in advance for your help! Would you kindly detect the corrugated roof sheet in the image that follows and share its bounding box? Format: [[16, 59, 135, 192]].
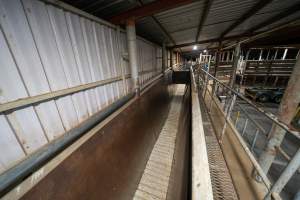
[[229, 0, 300, 36], [60, 0, 300, 49]]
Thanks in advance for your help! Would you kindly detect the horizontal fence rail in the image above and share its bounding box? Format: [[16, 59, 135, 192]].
[[0, 75, 130, 114]]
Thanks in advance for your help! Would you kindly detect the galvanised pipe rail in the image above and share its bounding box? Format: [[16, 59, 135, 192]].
[[190, 67, 272, 190], [195, 67, 300, 199], [235, 102, 267, 135], [0, 92, 135, 197], [199, 68, 300, 139]]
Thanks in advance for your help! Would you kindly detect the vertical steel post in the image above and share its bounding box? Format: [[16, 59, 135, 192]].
[[170, 49, 173, 69], [203, 76, 209, 100], [282, 48, 288, 60], [234, 111, 240, 126], [258, 52, 300, 174], [265, 148, 300, 200], [214, 42, 221, 77], [209, 81, 218, 113], [229, 43, 241, 88], [116, 26, 127, 95], [126, 18, 140, 95], [251, 129, 259, 152], [162, 42, 166, 72], [220, 94, 237, 142], [241, 118, 249, 136]]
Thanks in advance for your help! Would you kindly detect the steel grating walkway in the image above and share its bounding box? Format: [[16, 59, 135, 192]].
[[133, 84, 185, 200], [199, 94, 239, 200]]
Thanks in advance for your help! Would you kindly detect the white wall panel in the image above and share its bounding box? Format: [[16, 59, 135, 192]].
[[103, 27, 119, 100], [0, 116, 25, 173], [136, 39, 162, 87], [0, 0, 62, 146], [93, 23, 109, 104], [81, 18, 106, 109], [23, 0, 78, 132], [47, 5, 89, 122], [66, 12, 98, 115], [0, 32, 26, 171], [94, 24, 114, 103], [7, 107, 48, 154], [0, 0, 161, 174]]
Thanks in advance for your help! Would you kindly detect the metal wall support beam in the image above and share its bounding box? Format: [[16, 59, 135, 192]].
[[162, 42, 167, 71], [136, 0, 176, 46], [258, 53, 300, 174], [214, 42, 222, 76], [229, 43, 240, 88], [170, 32, 258, 48], [151, 16, 176, 45], [265, 148, 300, 200], [170, 49, 173, 69], [220, 0, 273, 38], [126, 19, 140, 95], [195, 0, 213, 42], [109, 0, 193, 24], [246, 2, 300, 34]]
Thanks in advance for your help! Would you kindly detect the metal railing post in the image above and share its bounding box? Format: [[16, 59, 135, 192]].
[[251, 129, 259, 152], [258, 55, 300, 174], [234, 111, 240, 126], [264, 148, 300, 200], [241, 118, 249, 136], [208, 81, 218, 113], [203, 76, 209, 99], [219, 94, 237, 142]]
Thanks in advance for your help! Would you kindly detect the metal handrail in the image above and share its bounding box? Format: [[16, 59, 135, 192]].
[[190, 67, 272, 190], [235, 102, 267, 135], [199, 68, 300, 139], [194, 66, 300, 200]]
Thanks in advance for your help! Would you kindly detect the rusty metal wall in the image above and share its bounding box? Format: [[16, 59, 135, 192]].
[[0, 0, 162, 174], [19, 78, 179, 200]]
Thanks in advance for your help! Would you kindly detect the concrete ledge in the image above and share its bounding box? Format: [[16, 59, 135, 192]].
[[191, 89, 214, 200]]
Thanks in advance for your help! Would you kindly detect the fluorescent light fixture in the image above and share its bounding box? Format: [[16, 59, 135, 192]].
[[193, 45, 198, 50]]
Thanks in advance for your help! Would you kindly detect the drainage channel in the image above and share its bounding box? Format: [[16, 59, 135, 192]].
[[198, 94, 239, 200], [133, 84, 187, 200]]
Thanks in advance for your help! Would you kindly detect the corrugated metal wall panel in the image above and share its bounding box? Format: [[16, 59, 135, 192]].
[[137, 38, 161, 87], [0, 0, 162, 174]]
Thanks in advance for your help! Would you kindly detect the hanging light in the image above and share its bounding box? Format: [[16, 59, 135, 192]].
[[193, 45, 198, 50], [203, 49, 207, 53]]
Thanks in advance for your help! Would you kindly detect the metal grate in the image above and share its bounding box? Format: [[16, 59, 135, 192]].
[[206, 136, 239, 200], [199, 94, 239, 200]]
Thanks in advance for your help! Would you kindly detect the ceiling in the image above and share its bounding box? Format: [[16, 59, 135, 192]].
[[61, 0, 300, 52]]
